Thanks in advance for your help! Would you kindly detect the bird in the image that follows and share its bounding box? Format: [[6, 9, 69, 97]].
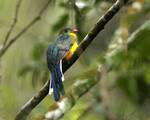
[[47, 28, 78, 101]]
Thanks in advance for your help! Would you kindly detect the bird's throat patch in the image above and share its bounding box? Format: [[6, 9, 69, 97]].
[[69, 32, 77, 42]]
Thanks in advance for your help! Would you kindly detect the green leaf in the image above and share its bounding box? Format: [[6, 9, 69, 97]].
[[117, 71, 138, 101], [31, 42, 45, 61], [52, 13, 69, 33], [18, 64, 34, 77], [128, 20, 150, 59], [94, 0, 102, 6], [143, 0, 150, 14], [106, 20, 150, 104]]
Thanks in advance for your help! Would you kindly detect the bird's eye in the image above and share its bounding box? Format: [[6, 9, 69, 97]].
[[64, 29, 68, 33]]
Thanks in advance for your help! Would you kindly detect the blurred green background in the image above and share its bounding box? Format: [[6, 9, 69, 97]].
[[0, 0, 150, 120]]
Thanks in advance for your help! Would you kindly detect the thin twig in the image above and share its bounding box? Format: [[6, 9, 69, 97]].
[[15, 0, 129, 120], [0, 0, 52, 58], [3, 0, 22, 47], [69, 0, 82, 28]]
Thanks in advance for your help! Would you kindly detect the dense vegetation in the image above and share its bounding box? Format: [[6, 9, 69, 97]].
[[0, 0, 150, 120]]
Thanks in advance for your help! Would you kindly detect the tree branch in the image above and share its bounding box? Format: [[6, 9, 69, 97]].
[[15, 0, 129, 120], [3, 0, 22, 47], [15, 81, 50, 120], [44, 67, 101, 120], [62, 0, 128, 71], [0, 0, 52, 58]]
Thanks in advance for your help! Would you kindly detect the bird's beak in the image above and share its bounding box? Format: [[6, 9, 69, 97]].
[[72, 28, 78, 33]]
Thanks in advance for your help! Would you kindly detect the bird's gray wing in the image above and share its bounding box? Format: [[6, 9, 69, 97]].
[[56, 44, 69, 62], [56, 34, 73, 48]]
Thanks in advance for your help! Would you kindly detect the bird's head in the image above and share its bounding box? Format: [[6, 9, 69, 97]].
[[62, 28, 78, 34], [60, 28, 78, 42], [61, 28, 79, 60]]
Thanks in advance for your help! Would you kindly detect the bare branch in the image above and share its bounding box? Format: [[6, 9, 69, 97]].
[[3, 0, 22, 47], [15, 0, 129, 120], [0, 0, 52, 58]]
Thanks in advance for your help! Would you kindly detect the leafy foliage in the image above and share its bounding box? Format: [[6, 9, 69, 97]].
[[107, 20, 150, 104], [52, 13, 69, 33], [0, 0, 150, 120]]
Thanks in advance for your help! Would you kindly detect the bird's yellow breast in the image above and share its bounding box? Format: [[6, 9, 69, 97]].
[[65, 32, 78, 60], [69, 32, 77, 42]]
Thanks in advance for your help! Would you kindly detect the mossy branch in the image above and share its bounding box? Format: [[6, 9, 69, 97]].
[[44, 67, 101, 120], [15, 0, 129, 120]]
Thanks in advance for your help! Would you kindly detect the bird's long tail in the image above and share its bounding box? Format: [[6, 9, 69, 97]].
[[49, 61, 65, 101]]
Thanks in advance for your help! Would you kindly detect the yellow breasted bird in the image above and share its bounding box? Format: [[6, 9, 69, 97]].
[[47, 28, 78, 101], [65, 29, 78, 60]]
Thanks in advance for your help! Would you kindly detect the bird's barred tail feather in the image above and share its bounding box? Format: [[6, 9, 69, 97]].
[[57, 61, 65, 94], [49, 71, 60, 101], [49, 60, 65, 101]]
